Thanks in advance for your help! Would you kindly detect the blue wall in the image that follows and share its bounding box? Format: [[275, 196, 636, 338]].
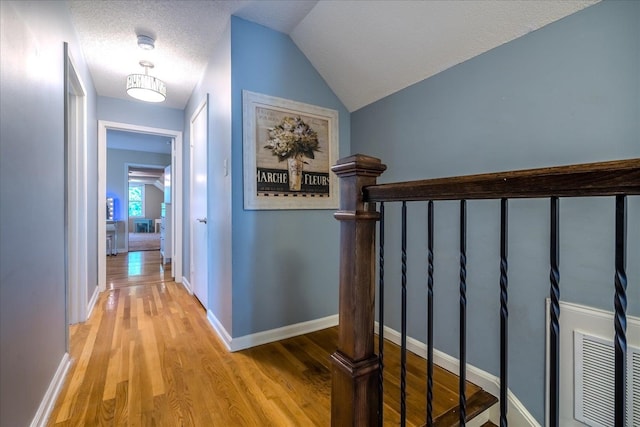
[[0, 1, 97, 425], [351, 1, 639, 422], [230, 17, 351, 337], [98, 96, 184, 132]]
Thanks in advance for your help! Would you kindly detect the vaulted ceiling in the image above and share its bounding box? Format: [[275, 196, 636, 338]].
[[68, 0, 598, 112]]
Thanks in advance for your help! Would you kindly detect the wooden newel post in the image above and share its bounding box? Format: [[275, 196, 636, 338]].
[[330, 154, 387, 426]]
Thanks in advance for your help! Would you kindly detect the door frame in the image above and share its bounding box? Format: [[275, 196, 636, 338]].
[[64, 44, 89, 325], [98, 120, 183, 291], [189, 96, 209, 306]]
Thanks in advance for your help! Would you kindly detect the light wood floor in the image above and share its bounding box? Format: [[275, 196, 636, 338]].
[[106, 250, 171, 290], [48, 251, 492, 426]]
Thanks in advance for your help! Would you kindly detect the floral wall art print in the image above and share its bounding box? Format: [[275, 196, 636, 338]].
[[243, 91, 339, 210]]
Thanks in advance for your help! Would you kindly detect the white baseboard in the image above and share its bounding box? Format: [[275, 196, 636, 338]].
[[86, 285, 99, 319], [30, 352, 71, 427], [375, 322, 539, 427], [207, 310, 233, 351], [181, 276, 193, 294], [230, 314, 339, 352], [206, 311, 339, 353]]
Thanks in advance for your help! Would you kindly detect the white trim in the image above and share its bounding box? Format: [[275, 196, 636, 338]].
[[30, 353, 71, 427], [98, 122, 107, 290], [230, 315, 339, 352], [172, 134, 182, 284], [98, 120, 183, 291], [181, 276, 193, 294], [86, 285, 99, 319], [66, 49, 88, 325], [376, 322, 539, 427], [207, 310, 233, 351], [547, 299, 640, 326], [206, 312, 339, 353]]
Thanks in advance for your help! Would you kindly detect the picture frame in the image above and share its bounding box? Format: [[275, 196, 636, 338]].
[[242, 90, 339, 210]]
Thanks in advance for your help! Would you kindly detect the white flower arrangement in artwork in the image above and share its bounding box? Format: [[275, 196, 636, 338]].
[[264, 116, 320, 161]]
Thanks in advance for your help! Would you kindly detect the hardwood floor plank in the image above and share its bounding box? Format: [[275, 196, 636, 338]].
[[99, 397, 115, 426], [48, 251, 495, 426], [54, 324, 93, 422], [84, 302, 118, 426], [231, 360, 303, 426]]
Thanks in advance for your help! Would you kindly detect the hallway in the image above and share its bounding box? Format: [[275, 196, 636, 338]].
[[47, 252, 492, 426], [48, 252, 335, 426]]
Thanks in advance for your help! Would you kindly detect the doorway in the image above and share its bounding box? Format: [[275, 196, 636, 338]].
[[98, 121, 183, 292]]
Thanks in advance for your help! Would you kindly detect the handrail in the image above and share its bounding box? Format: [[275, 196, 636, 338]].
[[330, 154, 636, 427], [364, 158, 640, 202]]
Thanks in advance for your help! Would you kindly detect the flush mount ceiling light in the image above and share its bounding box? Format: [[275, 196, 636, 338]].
[[126, 60, 166, 103]]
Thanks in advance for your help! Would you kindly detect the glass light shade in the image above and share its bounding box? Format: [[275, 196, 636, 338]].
[[126, 73, 166, 102]]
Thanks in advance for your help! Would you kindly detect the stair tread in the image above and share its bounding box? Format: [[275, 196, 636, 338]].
[[432, 389, 498, 427], [481, 422, 498, 427]]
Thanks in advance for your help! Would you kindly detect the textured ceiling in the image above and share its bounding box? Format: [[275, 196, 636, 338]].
[[68, 0, 598, 112], [67, 0, 318, 109]]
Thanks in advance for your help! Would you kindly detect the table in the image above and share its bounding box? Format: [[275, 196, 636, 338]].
[[133, 218, 153, 233]]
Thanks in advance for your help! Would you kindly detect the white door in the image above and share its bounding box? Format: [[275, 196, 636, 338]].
[[190, 97, 208, 308]]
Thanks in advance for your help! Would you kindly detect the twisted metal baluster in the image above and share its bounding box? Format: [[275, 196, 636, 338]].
[[427, 201, 434, 427], [549, 197, 560, 427], [500, 198, 509, 427], [401, 201, 407, 427], [378, 202, 385, 427], [459, 200, 467, 426], [614, 195, 627, 427]]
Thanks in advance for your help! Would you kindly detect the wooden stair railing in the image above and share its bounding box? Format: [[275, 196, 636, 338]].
[[330, 155, 387, 426], [330, 154, 640, 427]]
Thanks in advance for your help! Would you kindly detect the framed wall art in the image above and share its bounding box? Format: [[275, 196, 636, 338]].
[[242, 90, 339, 210]]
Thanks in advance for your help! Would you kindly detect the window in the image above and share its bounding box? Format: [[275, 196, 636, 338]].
[[128, 184, 145, 217]]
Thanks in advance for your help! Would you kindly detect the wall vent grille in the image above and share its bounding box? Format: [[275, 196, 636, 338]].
[[574, 331, 639, 427]]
